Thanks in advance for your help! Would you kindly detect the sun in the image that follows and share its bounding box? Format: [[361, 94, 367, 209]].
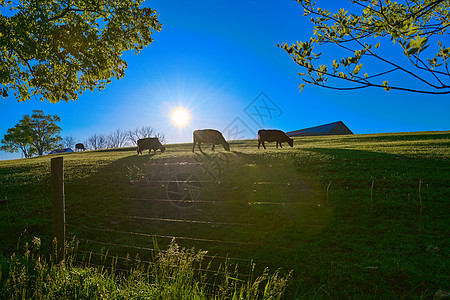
[[170, 107, 191, 128]]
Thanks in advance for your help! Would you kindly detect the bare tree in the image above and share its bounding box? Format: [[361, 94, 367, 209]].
[[86, 135, 97, 150], [139, 126, 156, 138], [155, 132, 166, 144], [107, 129, 128, 149], [98, 134, 107, 149], [62, 136, 76, 149], [87, 134, 102, 150], [127, 128, 140, 146], [127, 126, 156, 145]]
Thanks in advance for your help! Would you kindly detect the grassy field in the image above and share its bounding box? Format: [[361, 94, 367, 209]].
[[0, 131, 449, 298]]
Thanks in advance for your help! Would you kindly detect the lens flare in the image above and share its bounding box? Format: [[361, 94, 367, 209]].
[[170, 107, 191, 128]]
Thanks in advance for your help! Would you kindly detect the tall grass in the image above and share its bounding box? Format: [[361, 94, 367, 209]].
[[0, 237, 291, 299]]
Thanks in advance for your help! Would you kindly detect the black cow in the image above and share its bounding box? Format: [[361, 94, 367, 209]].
[[258, 129, 293, 149], [75, 143, 85, 151], [192, 129, 230, 152], [137, 138, 165, 154]]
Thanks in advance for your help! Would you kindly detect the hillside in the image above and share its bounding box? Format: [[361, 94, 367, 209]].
[[0, 131, 449, 298]]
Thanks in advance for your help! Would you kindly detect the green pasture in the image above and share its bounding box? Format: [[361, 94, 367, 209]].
[[0, 131, 449, 298]]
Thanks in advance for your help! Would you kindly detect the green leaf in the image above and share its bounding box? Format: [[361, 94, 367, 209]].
[[332, 60, 339, 69], [353, 64, 363, 75], [299, 84, 306, 92]]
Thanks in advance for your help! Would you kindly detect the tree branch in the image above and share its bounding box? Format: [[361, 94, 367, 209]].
[[412, 54, 446, 86], [45, 5, 107, 22], [286, 49, 450, 94], [348, 32, 440, 89], [315, 82, 450, 94], [46, 5, 71, 22]]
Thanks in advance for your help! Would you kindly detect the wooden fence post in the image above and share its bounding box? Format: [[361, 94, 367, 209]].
[[51, 157, 65, 262]]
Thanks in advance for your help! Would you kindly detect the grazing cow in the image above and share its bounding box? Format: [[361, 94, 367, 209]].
[[75, 143, 85, 151], [192, 129, 230, 153], [258, 129, 293, 149], [137, 137, 165, 154]]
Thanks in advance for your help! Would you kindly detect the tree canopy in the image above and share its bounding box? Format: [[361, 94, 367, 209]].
[[1, 122, 35, 158], [0, 0, 161, 102], [1, 110, 62, 156], [280, 0, 450, 94]]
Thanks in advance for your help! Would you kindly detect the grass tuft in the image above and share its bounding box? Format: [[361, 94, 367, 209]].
[[0, 237, 290, 299]]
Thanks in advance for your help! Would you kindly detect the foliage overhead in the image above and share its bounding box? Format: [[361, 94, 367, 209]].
[[280, 0, 450, 94], [1, 110, 62, 156], [0, 0, 162, 102]]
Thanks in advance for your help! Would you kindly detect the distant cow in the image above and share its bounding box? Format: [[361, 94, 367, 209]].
[[137, 138, 165, 155], [75, 143, 85, 151], [258, 129, 293, 149], [192, 129, 230, 153]]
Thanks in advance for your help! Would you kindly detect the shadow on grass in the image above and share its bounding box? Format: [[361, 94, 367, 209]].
[[2, 141, 448, 298], [61, 147, 337, 274]]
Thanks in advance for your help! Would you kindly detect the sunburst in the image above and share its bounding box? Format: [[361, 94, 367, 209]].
[[170, 107, 191, 128]]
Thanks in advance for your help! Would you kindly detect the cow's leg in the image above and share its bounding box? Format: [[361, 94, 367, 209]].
[[262, 142, 266, 149], [258, 141, 261, 149], [211, 143, 215, 151], [276, 142, 279, 148], [280, 143, 283, 148], [198, 142, 204, 153]]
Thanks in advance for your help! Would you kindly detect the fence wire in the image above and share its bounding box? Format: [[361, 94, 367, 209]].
[[1, 160, 449, 291]]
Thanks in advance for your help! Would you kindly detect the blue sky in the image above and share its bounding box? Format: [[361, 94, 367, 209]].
[[1, 0, 449, 160]]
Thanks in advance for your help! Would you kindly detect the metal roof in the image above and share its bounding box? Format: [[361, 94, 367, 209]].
[[286, 121, 352, 137]]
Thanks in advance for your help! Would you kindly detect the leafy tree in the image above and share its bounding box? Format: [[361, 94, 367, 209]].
[[1, 123, 35, 158], [0, 0, 162, 102], [280, 0, 450, 94], [1, 110, 62, 156], [24, 110, 62, 155]]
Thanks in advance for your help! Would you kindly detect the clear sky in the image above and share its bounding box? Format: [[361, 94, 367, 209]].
[[1, 0, 449, 160]]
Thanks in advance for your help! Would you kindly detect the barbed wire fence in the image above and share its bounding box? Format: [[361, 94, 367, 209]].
[[1, 155, 449, 288], [0, 175, 53, 255]]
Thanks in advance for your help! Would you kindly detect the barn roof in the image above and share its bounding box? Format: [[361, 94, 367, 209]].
[[48, 148, 74, 154], [286, 121, 353, 137]]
